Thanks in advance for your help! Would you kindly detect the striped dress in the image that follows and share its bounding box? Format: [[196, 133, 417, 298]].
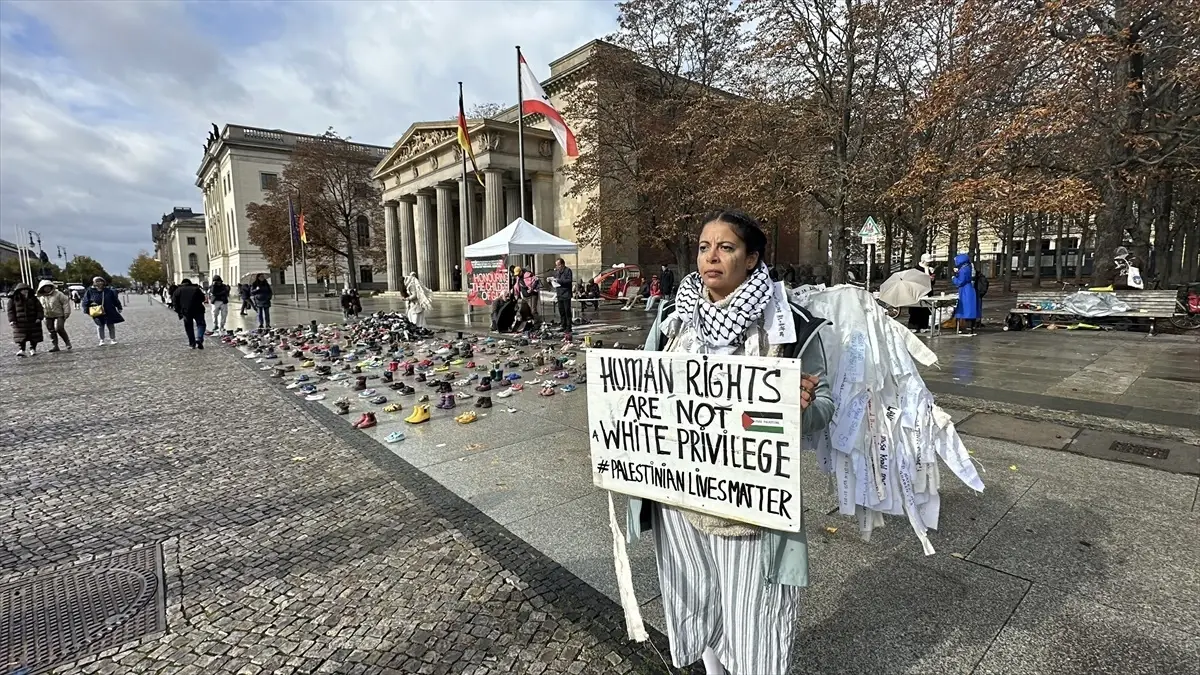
[[653, 309, 803, 674]]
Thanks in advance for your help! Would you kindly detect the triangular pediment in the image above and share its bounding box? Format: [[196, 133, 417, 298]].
[[372, 122, 463, 179]]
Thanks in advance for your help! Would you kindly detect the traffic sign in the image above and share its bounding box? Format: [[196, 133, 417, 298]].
[[861, 234, 880, 246], [859, 216, 881, 239]]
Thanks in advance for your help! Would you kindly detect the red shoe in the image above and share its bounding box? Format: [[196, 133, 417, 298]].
[[355, 412, 377, 429], [353, 413, 370, 428], [388, 361, 399, 372]]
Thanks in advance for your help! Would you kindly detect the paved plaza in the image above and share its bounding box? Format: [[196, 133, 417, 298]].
[[2, 299, 1198, 675]]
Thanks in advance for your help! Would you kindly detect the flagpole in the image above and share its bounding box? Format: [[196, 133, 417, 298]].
[[298, 192, 310, 307], [301, 241, 311, 308], [459, 81, 473, 323], [287, 197, 299, 300], [516, 46, 527, 222]]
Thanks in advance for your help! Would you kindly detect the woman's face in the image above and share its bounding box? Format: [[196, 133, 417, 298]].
[[697, 220, 757, 299], [94, 279, 106, 289], [256, 274, 265, 282]]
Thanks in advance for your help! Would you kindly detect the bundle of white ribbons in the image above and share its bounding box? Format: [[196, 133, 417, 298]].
[[791, 284, 985, 554]]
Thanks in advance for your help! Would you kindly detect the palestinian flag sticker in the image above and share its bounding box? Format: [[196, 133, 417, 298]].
[[741, 411, 784, 434]]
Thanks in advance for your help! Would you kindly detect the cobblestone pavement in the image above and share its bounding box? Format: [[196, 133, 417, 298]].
[[0, 304, 681, 675]]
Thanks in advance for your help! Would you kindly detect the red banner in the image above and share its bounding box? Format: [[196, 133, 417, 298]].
[[466, 256, 508, 307]]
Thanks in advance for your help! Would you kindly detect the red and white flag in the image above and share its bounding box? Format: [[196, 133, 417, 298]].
[[519, 55, 579, 158]]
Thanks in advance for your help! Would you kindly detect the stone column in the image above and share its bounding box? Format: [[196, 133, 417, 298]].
[[383, 200, 402, 292], [483, 168, 505, 237], [470, 188, 484, 243], [504, 184, 521, 224], [398, 196, 417, 281], [415, 190, 438, 289], [531, 172, 557, 273], [436, 183, 456, 292]]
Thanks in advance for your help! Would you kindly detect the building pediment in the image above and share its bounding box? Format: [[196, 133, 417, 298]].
[[372, 123, 461, 180]]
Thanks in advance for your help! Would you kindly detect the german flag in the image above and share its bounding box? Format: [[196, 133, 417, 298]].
[[741, 411, 785, 434], [457, 88, 484, 186]]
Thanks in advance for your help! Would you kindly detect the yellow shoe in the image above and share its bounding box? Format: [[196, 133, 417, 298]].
[[383, 403, 403, 413], [301, 359, 315, 368], [434, 365, 450, 372], [455, 411, 477, 424], [404, 405, 430, 424]]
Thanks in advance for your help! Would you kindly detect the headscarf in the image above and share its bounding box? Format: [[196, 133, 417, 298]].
[[670, 262, 774, 354]]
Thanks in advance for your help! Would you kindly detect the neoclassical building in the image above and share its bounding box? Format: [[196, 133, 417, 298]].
[[372, 40, 640, 293]]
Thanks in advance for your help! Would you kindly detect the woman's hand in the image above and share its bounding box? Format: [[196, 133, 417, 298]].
[[800, 374, 819, 410]]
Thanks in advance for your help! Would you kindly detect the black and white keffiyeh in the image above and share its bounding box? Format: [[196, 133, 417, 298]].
[[672, 262, 774, 353]]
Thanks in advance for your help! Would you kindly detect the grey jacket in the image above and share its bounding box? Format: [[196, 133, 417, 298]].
[[625, 299, 834, 587]]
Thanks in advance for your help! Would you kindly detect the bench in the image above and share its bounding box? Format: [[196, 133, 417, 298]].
[[1011, 290, 1179, 334]]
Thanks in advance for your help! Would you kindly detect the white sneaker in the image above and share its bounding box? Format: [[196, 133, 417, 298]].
[[109, 338, 117, 344], [15, 349, 26, 357], [98, 341, 106, 347]]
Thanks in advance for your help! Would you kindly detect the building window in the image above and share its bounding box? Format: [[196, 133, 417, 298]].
[[356, 215, 370, 248], [359, 266, 374, 284], [260, 173, 279, 191], [188, 253, 199, 270], [186, 236, 196, 245]]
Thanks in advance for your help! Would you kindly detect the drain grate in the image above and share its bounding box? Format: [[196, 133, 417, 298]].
[[1109, 441, 1171, 460], [0, 545, 166, 674]]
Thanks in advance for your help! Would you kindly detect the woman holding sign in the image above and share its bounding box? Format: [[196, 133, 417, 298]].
[[628, 210, 834, 675]]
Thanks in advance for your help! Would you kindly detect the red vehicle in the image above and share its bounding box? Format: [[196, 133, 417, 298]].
[[593, 264, 645, 300]]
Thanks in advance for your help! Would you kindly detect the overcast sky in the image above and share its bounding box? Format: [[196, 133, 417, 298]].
[[0, 0, 617, 274]]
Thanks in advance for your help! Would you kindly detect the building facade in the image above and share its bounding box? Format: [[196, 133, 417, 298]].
[[151, 207, 209, 284], [372, 41, 643, 293], [371, 40, 829, 294], [195, 124, 390, 291]]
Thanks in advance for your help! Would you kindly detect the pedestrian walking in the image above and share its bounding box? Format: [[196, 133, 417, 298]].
[[952, 253, 980, 335], [551, 257, 573, 342], [659, 263, 675, 299], [250, 274, 273, 329], [6, 283, 45, 357], [171, 279, 208, 349], [628, 210, 834, 675], [81, 276, 124, 346], [238, 283, 252, 316], [70, 289, 81, 309], [36, 280, 72, 351], [166, 283, 178, 311], [208, 275, 231, 334], [402, 272, 432, 328]]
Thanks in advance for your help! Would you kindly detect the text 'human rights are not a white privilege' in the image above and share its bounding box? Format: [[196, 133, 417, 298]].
[[585, 349, 805, 532]]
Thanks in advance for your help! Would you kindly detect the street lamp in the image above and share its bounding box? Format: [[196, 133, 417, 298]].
[[28, 230, 46, 279]]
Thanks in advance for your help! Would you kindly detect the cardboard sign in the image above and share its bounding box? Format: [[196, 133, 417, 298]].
[[466, 256, 508, 307], [586, 348, 804, 531]]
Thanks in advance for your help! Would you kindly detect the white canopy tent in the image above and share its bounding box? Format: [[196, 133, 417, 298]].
[[463, 218, 578, 258]]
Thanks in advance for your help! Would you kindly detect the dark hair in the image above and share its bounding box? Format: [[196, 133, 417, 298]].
[[701, 210, 768, 260]]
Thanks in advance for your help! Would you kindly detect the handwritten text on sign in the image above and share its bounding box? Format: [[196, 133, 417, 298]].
[[586, 348, 804, 531]]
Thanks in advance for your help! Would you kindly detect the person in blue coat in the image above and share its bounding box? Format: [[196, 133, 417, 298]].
[[80, 276, 124, 346], [952, 253, 980, 334]]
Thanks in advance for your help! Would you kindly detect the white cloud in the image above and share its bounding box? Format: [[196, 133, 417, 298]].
[[0, 0, 617, 273]]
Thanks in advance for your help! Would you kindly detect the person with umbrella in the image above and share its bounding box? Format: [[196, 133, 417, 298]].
[[878, 263, 934, 333]]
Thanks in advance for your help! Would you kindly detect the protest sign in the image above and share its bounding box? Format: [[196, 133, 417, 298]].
[[466, 256, 508, 307], [586, 348, 804, 531]]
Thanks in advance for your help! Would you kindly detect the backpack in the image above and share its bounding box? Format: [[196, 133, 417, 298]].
[[1004, 312, 1024, 331], [973, 269, 990, 297]]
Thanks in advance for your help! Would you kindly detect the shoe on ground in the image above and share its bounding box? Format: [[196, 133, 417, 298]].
[[305, 393, 326, 401], [539, 386, 555, 397], [358, 388, 377, 398], [478, 396, 492, 409], [496, 388, 514, 399], [383, 403, 403, 413], [48, 346, 61, 353], [416, 394, 429, 403], [355, 412, 378, 429], [405, 405, 431, 424], [385, 431, 406, 443], [369, 395, 387, 405], [560, 384, 577, 393], [455, 411, 478, 424]]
